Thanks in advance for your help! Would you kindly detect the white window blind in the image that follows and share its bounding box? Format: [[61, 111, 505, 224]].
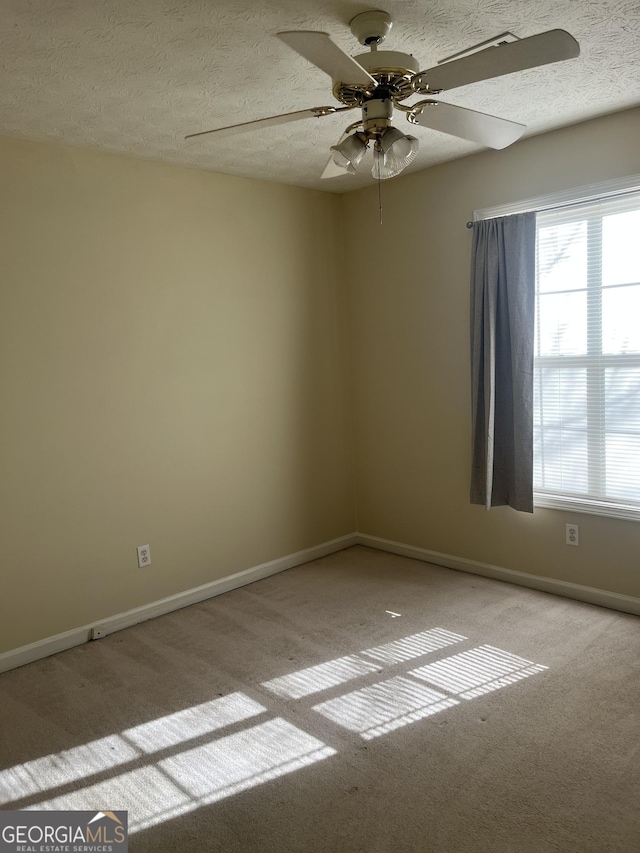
[[534, 190, 640, 520]]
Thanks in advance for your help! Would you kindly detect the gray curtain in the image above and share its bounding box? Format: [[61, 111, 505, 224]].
[[470, 212, 536, 512]]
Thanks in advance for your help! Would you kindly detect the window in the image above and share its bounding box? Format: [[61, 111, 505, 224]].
[[533, 188, 640, 519]]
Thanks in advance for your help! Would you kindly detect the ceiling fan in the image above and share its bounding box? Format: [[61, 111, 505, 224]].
[[186, 10, 580, 181]]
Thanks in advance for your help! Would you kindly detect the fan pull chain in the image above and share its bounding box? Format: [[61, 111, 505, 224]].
[[375, 142, 383, 225]]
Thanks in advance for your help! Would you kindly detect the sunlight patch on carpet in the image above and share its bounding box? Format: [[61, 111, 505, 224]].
[[312, 675, 459, 740], [24, 765, 192, 829], [261, 654, 382, 699], [4, 630, 548, 832], [24, 719, 336, 833], [0, 735, 140, 802], [410, 645, 548, 698], [123, 691, 266, 751], [158, 718, 335, 807], [360, 628, 467, 665], [0, 692, 266, 805]]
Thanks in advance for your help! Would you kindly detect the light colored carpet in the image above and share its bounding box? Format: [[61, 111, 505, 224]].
[[1, 545, 639, 852]]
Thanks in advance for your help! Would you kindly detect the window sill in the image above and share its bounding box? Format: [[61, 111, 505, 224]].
[[534, 493, 640, 522]]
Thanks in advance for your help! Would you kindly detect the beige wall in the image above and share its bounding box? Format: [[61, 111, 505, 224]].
[[3, 107, 639, 656], [0, 137, 355, 653], [344, 107, 640, 599]]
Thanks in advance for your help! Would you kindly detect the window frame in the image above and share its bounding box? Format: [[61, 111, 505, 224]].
[[473, 175, 640, 522]]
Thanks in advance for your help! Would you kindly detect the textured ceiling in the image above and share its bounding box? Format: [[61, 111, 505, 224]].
[[1, 0, 639, 192]]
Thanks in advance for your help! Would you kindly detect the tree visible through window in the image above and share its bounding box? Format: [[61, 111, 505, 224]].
[[534, 191, 640, 518]]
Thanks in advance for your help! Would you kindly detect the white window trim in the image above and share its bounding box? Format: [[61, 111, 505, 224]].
[[473, 174, 640, 222], [473, 174, 640, 522], [534, 493, 640, 522]]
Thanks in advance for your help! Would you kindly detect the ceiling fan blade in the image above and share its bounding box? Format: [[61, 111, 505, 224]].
[[414, 102, 525, 149], [277, 31, 376, 86], [185, 106, 349, 140], [321, 132, 349, 179], [321, 155, 349, 179], [416, 29, 580, 92]]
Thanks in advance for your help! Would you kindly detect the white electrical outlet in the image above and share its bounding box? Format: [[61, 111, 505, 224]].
[[137, 544, 151, 567], [566, 524, 579, 546]]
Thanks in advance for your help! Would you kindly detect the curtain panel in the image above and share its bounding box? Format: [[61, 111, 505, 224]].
[[470, 212, 536, 512]]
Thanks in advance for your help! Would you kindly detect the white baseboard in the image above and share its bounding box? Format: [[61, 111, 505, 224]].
[[0, 533, 358, 675], [3, 530, 637, 675], [356, 533, 640, 617]]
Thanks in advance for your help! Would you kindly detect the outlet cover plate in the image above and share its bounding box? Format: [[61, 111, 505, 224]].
[[566, 524, 579, 546]]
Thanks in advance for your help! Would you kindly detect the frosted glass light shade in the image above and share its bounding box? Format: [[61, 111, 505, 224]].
[[330, 133, 368, 173], [372, 127, 419, 179]]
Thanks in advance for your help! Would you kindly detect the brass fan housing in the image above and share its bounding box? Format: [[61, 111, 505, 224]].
[[333, 49, 421, 107]]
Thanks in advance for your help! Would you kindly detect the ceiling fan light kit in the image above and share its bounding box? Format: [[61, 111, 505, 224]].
[[186, 10, 580, 184], [374, 127, 420, 179], [330, 133, 368, 173]]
